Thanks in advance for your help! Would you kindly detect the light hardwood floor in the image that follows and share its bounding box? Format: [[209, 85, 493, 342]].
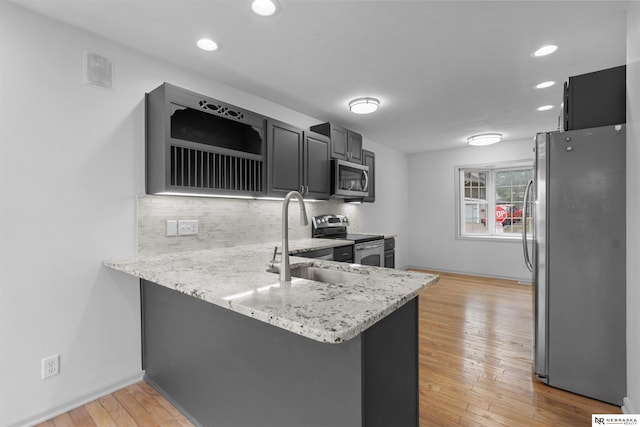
[[35, 381, 194, 427], [415, 269, 620, 426], [37, 271, 620, 426]]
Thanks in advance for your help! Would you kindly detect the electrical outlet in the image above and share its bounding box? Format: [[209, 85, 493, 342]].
[[42, 354, 60, 379], [178, 219, 198, 236]]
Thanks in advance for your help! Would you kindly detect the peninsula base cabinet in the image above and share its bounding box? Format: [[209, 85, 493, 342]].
[[141, 279, 418, 427]]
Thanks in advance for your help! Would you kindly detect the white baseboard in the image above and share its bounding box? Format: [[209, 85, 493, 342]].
[[406, 265, 532, 284], [622, 396, 637, 414], [8, 372, 144, 427]]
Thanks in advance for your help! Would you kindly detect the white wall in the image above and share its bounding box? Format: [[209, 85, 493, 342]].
[[625, 1, 640, 415], [0, 3, 408, 425], [0, 3, 143, 425], [407, 138, 534, 282], [359, 139, 410, 268]]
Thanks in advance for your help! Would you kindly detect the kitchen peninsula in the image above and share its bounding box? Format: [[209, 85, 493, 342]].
[[105, 240, 438, 427]]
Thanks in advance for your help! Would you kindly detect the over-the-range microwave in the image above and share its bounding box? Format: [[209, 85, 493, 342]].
[[332, 159, 369, 198]]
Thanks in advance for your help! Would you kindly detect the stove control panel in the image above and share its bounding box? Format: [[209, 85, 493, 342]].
[[312, 214, 349, 229]]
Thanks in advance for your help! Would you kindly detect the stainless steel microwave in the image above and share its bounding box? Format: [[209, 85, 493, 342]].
[[332, 159, 369, 198]]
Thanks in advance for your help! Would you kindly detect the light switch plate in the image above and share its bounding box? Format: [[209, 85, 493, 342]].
[[166, 220, 178, 237]]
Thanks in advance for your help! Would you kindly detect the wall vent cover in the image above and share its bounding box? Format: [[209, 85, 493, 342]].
[[83, 49, 113, 90]]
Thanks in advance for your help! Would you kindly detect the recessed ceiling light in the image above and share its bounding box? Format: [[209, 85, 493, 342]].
[[467, 133, 502, 146], [197, 38, 219, 52], [348, 97, 380, 114], [535, 81, 556, 89], [537, 105, 554, 111], [252, 0, 279, 16], [533, 45, 558, 57]]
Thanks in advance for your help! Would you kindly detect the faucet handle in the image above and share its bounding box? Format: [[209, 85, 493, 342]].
[[271, 246, 281, 263]]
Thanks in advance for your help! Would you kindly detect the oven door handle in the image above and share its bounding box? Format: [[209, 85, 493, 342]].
[[356, 243, 384, 251]]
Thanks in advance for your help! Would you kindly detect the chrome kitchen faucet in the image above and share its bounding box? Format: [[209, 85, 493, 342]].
[[280, 191, 308, 282]]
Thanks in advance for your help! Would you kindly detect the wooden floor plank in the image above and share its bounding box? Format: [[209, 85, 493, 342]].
[[51, 413, 75, 427], [112, 388, 161, 427], [39, 270, 620, 426], [83, 400, 117, 427], [97, 394, 138, 427], [137, 381, 185, 419], [125, 382, 177, 425], [67, 407, 97, 427]]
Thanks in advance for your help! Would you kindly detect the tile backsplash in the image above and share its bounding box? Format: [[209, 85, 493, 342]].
[[137, 195, 360, 255]]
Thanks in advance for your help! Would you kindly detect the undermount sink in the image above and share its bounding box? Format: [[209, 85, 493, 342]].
[[289, 266, 363, 284]]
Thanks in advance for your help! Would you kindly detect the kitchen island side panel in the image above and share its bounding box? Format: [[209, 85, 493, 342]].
[[141, 279, 363, 427], [363, 297, 418, 427]]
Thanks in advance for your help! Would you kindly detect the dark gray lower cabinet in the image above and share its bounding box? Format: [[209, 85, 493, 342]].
[[333, 244, 354, 263], [384, 238, 395, 268], [267, 119, 330, 199], [141, 280, 418, 427], [293, 246, 333, 260]]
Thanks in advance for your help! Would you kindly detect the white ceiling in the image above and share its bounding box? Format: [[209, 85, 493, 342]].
[[11, 0, 629, 153]]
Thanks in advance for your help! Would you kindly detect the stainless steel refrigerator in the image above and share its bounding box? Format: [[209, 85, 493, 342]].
[[522, 124, 626, 405]]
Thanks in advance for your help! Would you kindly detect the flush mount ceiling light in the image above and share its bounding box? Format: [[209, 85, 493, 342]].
[[535, 81, 556, 89], [252, 0, 279, 16], [348, 97, 380, 114], [467, 133, 502, 146], [537, 105, 554, 111], [533, 45, 558, 57], [197, 38, 219, 52]]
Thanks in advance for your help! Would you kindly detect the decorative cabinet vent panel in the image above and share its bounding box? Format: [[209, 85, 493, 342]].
[[198, 100, 245, 119], [146, 83, 267, 196]]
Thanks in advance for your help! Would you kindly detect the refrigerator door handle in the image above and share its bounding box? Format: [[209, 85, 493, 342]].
[[533, 132, 548, 383], [522, 179, 533, 272]]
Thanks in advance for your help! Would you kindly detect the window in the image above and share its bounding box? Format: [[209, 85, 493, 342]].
[[457, 164, 533, 239]]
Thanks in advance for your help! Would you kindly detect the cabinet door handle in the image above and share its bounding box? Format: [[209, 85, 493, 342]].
[[305, 185, 309, 195]]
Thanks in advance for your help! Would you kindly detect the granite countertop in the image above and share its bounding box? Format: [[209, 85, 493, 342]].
[[104, 239, 438, 344]]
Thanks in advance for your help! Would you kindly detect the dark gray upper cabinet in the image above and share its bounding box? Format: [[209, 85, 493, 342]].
[[347, 130, 364, 164], [303, 131, 332, 199], [362, 149, 375, 203], [145, 83, 267, 197], [267, 120, 303, 197], [329, 124, 348, 159], [267, 120, 331, 200], [310, 122, 363, 164]]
